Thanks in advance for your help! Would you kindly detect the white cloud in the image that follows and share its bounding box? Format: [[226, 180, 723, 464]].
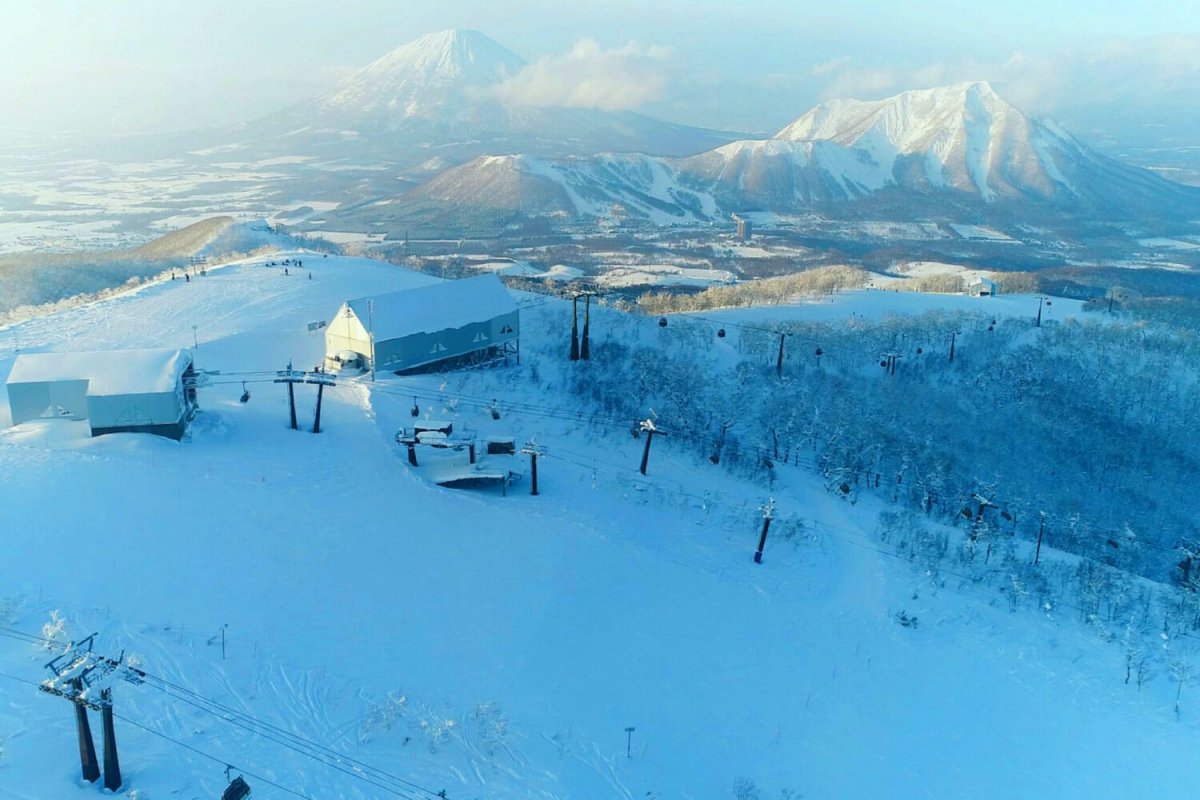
[[494, 39, 673, 111]]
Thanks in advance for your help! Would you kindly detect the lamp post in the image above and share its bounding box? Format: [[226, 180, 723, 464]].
[[581, 293, 591, 360], [368, 299, 376, 381]]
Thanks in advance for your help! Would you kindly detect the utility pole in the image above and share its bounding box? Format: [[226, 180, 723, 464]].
[[306, 371, 336, 433], [569, 295, 580, 361], [625, 726, 636, 758], [776, 332, 791, 376], [1035, 295, 1052, 327], [638, 416, 665, 475], [274, 361, 303, 430], [581, 293, 592, 360], [754, 498, 775, 564], [368, 299, 376, 381], [948, 330, 958, 362], [520, 438, 545, 495], [1034, 512, 1046, 566]]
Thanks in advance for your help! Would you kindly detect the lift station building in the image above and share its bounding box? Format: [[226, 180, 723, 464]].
[[6, 349, 198, 439], [324, 274, 520, 374]]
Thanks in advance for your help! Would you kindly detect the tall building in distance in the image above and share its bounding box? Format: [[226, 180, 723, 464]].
[[732, 213, 752, 241]]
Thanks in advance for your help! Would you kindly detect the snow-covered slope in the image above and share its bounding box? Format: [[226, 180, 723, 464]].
[[1, 247, 1199, 799], [353, 152, 717, 232]]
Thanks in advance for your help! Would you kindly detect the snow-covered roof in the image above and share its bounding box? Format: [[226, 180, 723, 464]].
[[345, 273, 517, 342], [6, 349, 192, 396]]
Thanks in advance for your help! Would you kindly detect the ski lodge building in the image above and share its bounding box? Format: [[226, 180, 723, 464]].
[[324, 274, 520, 374], [5, 349, 198, 440], [967, 276, 998, 296]]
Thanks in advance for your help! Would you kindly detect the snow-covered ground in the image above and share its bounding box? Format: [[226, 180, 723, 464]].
[[0, 250, 1195, 799], [595, 263, 735, 289], [864, 260, 998, 290]]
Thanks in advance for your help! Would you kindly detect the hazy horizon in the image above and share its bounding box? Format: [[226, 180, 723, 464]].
[[2, 0, 1198, 150]]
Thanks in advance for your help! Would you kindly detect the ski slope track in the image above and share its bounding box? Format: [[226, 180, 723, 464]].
[[0, 247, 1195, 799]]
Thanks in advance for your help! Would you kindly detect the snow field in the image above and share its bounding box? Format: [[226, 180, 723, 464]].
[[0, 251, 1196, 799]]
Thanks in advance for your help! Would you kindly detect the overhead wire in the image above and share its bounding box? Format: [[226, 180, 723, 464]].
[[0, 671, 321, 799], [0, 633, 446, 799], [132, 669, 446, 800], [113, 712, 319, 800]]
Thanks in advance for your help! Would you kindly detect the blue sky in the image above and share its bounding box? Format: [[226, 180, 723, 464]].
[[2, 0, 1198, 143]]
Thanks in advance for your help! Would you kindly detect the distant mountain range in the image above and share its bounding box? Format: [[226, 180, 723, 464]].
[[320, 74, 1200, 234], [96, 30, 1200, 236]]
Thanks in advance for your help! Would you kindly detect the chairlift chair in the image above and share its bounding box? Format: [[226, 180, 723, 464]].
[[239, 382, 251, 403], [222, 775, 252, 800]]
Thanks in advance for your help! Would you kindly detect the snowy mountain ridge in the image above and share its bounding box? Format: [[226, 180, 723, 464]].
[[768, 80, 1080, 200], [346, 79, 1200, 230]]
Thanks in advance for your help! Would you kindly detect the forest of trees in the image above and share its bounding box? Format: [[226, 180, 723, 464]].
[[535, 298, 1200, 660]]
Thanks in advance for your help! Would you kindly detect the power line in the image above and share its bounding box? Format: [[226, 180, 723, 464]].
[[113, 712, 319, 800], [135, 682, 429, 800], [133, 670, 445, 800], [0, 624, 445, 798]]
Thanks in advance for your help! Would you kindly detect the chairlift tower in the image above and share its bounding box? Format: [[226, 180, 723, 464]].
[[40, 635, 125, 791], [520, 438, 546, 495], [638, 414, 666, 476]]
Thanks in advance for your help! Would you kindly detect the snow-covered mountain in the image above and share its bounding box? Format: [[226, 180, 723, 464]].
[[312, 29, 526, 126], [353, 80, 1200, 229], [686, 81, 1195, 211], [352, 152, 716, 233], [226, 30, 738, 169]]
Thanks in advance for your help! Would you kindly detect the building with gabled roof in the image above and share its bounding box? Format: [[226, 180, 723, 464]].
[[967, 276, 998, 296], [324, 273, 519, 374], [6, 349, 197, 439]]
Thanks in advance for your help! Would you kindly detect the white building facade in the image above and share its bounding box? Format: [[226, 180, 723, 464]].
[[6, 349, 198, 440], [325, 273, 520, 374]]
